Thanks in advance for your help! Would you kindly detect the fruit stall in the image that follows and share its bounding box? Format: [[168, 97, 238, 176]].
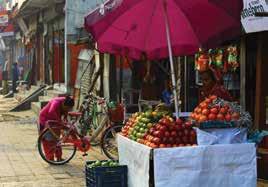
[[117, 96, 257, 187]]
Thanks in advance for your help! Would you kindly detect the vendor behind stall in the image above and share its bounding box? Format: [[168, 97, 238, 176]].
[[161, 79, 173, 106], [199, 68, 233, 102]]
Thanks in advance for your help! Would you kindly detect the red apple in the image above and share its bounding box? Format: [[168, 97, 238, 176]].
[[176, 118, 183, 125], [164, 131, 170, 137], [153, 131, 163, 138], [184, 121, 193, 129], [171, 131, 177, 137]]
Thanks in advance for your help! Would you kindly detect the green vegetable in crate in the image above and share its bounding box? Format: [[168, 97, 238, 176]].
[[88, 160, 119, 168]]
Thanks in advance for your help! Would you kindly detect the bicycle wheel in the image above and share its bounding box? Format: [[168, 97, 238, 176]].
[[101, 125, 123, 160], [38, 128, 77, 165]]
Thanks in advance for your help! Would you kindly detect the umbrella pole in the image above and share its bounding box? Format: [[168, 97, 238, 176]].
[[163, 1, 179, 119]]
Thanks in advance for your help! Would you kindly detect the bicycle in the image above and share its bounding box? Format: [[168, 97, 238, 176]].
[[79, 93, 124, 159], [38, 93, 124, 165], [37, 114, 91, 165]]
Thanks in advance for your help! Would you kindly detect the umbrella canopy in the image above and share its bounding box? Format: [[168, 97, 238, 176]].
[[85, 0, 242, 60]]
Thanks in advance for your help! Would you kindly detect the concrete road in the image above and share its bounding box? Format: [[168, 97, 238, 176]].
[[0, 96, 106, 187]]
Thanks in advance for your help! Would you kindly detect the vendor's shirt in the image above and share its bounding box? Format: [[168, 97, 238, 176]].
[[162, 89, 173, 105]]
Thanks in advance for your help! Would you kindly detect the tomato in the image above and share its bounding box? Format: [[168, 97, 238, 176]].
[[202, 109, 210, 116], [172, 144, 177, 147], [201, 102, 208, 109], [199, 115, 208, 123], [209, 95, 217, 101], [194, 107, 199, 113], [179, 143, 185, 147], [225, 114, 231, 122], [195, 114, 200, 121], [231, 112, 240, 120], [210, 108, 219, 114], [159, 144, 166, 148], [191, 113, 196, 120], [217, 113, 224, 121], [219, 107, 227, 114], [208, 113, 216, 121], [197, 108, 202, 114], [204, 98, 212, 104]]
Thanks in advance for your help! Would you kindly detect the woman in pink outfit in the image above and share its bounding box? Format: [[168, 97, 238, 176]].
[[39, 96, 74, 162]]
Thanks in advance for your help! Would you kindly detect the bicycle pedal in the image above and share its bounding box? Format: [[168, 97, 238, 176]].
[[82, 153, 88, 157]]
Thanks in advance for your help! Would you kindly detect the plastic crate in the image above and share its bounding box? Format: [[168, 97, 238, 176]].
[[85, 161, 128, 187]]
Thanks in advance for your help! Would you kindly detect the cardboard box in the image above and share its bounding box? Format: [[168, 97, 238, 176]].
[[118, 135, 256, 187]]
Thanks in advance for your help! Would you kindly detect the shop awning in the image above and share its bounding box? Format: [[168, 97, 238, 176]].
[[16, 0, 53, 18]]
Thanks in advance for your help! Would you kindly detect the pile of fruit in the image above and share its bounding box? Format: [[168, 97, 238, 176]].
[[141, 117, 197, 148], [121, 111, 197, 148], [121, 111, 164, 140], [87, 160, 119, 168], [190, 95, 240, 123]]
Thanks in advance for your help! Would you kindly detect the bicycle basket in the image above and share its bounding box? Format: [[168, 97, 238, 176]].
[[108, 103, 124, 123]]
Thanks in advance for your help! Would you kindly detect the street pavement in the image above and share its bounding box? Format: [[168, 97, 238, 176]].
[[0, 96, 106, 187]]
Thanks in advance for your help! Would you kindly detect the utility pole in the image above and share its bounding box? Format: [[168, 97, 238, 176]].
[[64, 0, 70, 93]]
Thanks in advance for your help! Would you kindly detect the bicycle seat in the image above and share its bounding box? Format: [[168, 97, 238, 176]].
[[68, 112, 82, 117]]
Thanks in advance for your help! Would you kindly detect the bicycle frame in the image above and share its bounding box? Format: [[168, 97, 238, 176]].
[[43, 120, 91, 153]]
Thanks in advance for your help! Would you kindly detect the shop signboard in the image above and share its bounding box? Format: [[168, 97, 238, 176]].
[[0, 14, 8, 26], [241, 0, 268, 33]]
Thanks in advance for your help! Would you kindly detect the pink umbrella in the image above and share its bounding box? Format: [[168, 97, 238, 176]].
[[85, 0, 242, 117]]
